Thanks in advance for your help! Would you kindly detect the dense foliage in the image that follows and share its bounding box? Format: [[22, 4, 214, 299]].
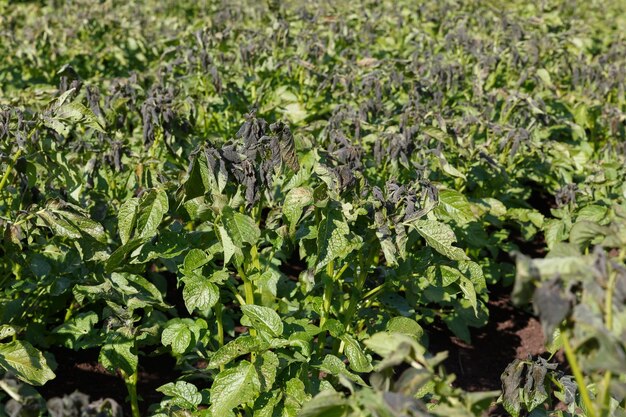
[[1, 0, 625, 416]]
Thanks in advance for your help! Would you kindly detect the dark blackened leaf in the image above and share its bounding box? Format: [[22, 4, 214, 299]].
[[237, 111, 268, 150], [221, 142, 241, 165], [500, 359, 525, 417], [523, 358, 554, 412], [271, 121, 299, 171], [183, 147, 210, 200], [533, 277, 573, 340], [559, 375, 577, 406], [240, 159, 258, 207]]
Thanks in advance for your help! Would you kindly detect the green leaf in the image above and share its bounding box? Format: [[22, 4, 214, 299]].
[[37, 209, 81, 239], [184, 149, 211, 200], [284, 378, 310, 415], [386, 317, 424, 339], [457, 276, 478, 315], [434, 189, 476, 225], [283, 187, 313, 234], [182, 273, 219, 314], [410, 219, 469, 260], [157, 381, 202, 409], [161, 320, 193, 355], [53, 311, 98, 349], [57, 101, 105, 133], [118, 198, 139, 245], [51, 209, 106, 243], [254, 351, 279, 392], [241, 305, 283, 337], [105, 236, 150, 272], [341, 335, 372, 373], [320, 355, 366, 386], [99, 333, 137, 376], [209, 361, 261, 416], [209, 336, 264, 369], [183, 249, 212, 273], [299, 391, 348, 417], [136, 189, 169, 239], [536, 68, 553, 89], [0, 340, 56, 385], [0, 325, 17, 341], [222, 206, 260, 246], [569, 220, 606, 248], [316, 204, 359, 271], [364, 332, 426, 359], [218, 225, 237, 264]]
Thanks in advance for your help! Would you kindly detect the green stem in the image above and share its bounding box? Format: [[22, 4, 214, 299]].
[[600, 270, 617, 417], [123, 369, 140, 417], [317, 261, 335, 354], [216, 303, 225, 372], [342, 256, 370, 330], [225, 281, 246, 305], [562, 330, 598, 417], [362, 283, 385, 306], [319, 261, 335, 329], [216, 303, 224, 347], [63, 300, 78, 322], [0, 148, 23, 196], [237, 264, 256, 361]]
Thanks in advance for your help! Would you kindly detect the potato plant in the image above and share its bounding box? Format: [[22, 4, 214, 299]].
[[0, 0, 625, 416]]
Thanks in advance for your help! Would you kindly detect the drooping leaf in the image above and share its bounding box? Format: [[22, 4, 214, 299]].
[[341, 334, 373, 373], [136, 189, 169, 239], [118, 198, 139, 245], [0, 340, 56, 385]]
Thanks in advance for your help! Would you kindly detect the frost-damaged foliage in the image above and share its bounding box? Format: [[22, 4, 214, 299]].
[[1, 0, 626, 416]]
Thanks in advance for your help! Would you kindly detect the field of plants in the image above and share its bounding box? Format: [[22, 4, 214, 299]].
[[1, 0, 625, 416]]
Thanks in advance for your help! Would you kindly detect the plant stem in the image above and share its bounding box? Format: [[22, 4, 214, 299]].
[[237, 263, 256, 361], [562, 330, 598, 417], [317, 261, 335, 354], [225, 281, 247, 305], [342, 256, 369, 329], [600, 269, 617, 417], [123, 369, 140, 417], [216, 303, 224, 347], [0, 148, 22, 196], [64, 300, 79, 322], [319, 260, 335, 329], [215, 302, 225, 372]]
